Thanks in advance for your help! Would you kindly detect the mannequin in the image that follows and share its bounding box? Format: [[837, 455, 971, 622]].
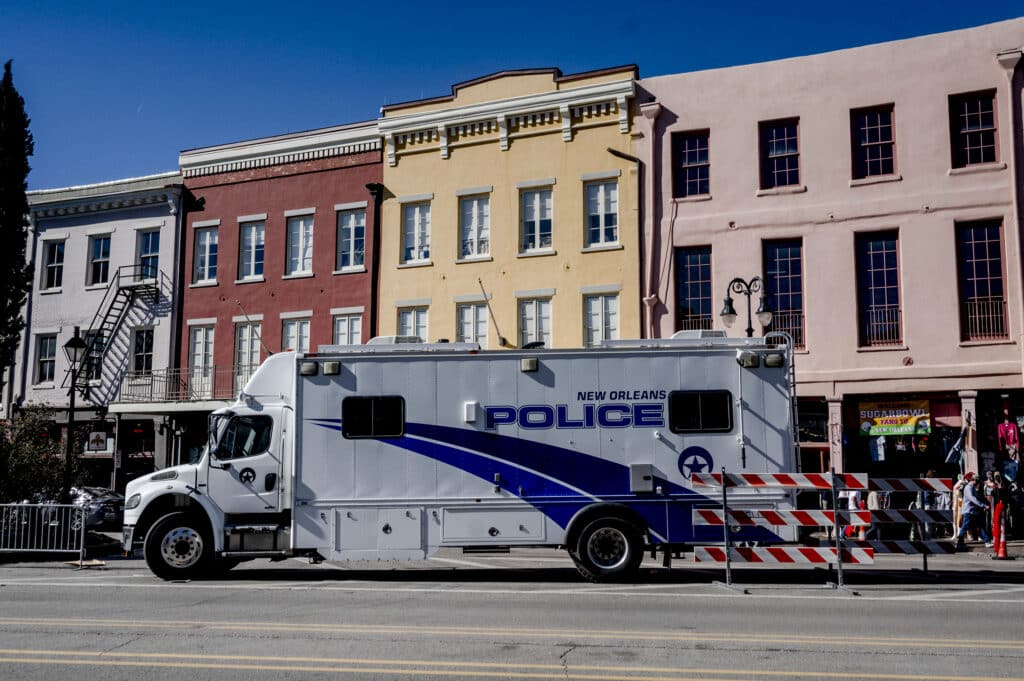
[[997, 410, 1020, 462]]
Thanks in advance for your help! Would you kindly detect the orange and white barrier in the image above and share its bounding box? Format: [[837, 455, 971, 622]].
[[690, 472, 868, 489], [694, 546, 874, 565], [869, 478, 955, 492], [692, 508, 872, 527]]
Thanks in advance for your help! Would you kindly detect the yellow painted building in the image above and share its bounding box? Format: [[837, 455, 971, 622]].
[[377, 66, 639, 348]]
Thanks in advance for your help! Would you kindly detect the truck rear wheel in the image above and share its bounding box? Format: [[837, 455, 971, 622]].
[[572, 516, 643, 582], [144, 512, 213, 580]]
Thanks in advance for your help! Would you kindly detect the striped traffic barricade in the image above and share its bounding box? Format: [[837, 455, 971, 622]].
[[808, 539, 957, 555], [694, 545, 874, 565], [869, 478, 955, 492], [690, 472, 869, 490], [692, 508, 873, 527]]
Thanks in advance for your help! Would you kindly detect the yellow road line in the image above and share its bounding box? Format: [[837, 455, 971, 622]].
[[0, 616, 1019, 651], [0, 653, 1021, 681]]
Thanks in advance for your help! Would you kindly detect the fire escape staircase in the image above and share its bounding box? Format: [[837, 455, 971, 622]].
[[62, 264, 159, 399]]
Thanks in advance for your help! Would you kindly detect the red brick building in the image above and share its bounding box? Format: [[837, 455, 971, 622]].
[[175, 122, 381, 459]]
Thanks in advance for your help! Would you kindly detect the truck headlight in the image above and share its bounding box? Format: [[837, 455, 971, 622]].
[[125, 493, 141, 510]]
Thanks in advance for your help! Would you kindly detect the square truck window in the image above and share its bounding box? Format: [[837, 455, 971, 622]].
[[342, 396, 405, 439], [668, 390, 733, 433]]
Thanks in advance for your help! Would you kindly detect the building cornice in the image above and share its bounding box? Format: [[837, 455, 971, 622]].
[[28, 172, 183, 220], [378, 78, 636, 166], [179, 121, 380, 178]]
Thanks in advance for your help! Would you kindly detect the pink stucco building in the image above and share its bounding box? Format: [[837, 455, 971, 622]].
[[636, 19, 1024, 476]]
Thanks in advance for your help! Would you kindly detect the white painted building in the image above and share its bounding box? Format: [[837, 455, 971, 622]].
[[10, 172, 184, 487]]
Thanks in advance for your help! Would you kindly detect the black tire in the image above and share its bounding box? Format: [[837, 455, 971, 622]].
[[571, 516, 644, 582], [144, 512, 213, 580]]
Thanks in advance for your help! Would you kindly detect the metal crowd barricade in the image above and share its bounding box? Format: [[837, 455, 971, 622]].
[[0, 503, 87, 566], [690, 469, 955, 594]]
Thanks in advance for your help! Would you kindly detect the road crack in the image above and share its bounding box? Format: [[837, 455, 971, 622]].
[[559, 644, 577, 679], [100, 634, 142, 655]]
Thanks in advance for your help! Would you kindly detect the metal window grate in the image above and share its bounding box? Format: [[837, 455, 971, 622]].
[[957, 220, 1007, 340]]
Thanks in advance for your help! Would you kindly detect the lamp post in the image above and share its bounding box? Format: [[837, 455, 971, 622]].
[[62, 326, 87, 503], [720, 276, 773, 338]]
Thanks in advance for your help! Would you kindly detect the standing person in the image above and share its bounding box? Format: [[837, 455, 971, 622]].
[[952, 473, 967, 540], [919, 469, 937, 540], [984, 471, 997, 531], [957, 473, 993, 550]]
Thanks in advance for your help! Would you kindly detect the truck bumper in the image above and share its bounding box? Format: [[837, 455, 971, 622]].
[[122, 525, 135, 555]]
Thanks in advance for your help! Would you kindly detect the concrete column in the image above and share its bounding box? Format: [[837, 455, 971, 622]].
[[959, 390, 979, 473], [827, 397, 844, 473]]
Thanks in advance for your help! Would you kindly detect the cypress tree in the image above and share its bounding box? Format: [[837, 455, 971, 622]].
[[0, 60, 34, 399]]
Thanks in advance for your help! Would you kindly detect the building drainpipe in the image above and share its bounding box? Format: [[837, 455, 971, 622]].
[[166, 186, 186, 471], [636, 102, 662, 338], [995, 50, 1023, 387], [606, 147, 644, 340], [366, 182, 385, 339], [15, 212, 39, 417]]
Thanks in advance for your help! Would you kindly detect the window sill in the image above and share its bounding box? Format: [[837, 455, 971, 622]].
[[855, 345, 908, 353], [282, 272, 314, 280], [849, 174, 902, 187], [332, 266, 367, 275], [456, 255, 493, 264], [84, 284, 107, 292], [40, 288, 62, 295], [756, 185, 807, 197], [398, 260, 433, 269], [234, 276, 265, 285], [33, 383, 55, 390], [189, 281, 219, 288], [581, 243, 623, 254], [517, 248, 556, 259], [959, 338, 1015, 348], [673, 194, 712, 203], [948, 162, 1006, 176]]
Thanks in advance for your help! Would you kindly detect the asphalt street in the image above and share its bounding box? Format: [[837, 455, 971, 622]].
[[1, 546, 1023, 681]]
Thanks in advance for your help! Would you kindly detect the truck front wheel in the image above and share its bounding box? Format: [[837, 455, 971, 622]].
[[571, 516, 644, 582], [144, 512, 213, 580]]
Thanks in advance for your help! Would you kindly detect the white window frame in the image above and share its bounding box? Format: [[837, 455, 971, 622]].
[[87, 234, 111, 286], [42, 240, 65, 290], [518, 298, 551, 347], [583, 293, 619, 347], [584, 180, 618, 247], [398, 307, 429, 340], [286, 214, 314, 275], [132, 327, 154, 374], [238, 221, 265, 280], [333, 314, 363, 345], [83, 330, 105, 381], [336, 209, 366, 271], [456, 302, 488, 347], [459, 195, 490, 259], [137, 230, 160, 280], [35, 334, 57, 384], [281, 318, 310, 353], [234, 322, 262, 392], [401, 202, 431, 263], [193, 227, 218, 283], [189, 325, 215, 398], [520, 188, 553, 253]]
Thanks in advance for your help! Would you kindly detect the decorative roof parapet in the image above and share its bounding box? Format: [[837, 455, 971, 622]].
[[179, 120, 380, 178], [28, 172, 183, 219], [378, 78, 635, 166]]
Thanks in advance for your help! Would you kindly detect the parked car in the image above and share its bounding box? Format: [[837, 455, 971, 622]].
[[70, 487, 124, 530]]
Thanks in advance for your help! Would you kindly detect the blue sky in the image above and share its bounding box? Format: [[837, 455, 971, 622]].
[[2, 2, 1021, 190]]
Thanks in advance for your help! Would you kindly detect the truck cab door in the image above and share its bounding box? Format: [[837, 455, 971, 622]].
[[206, 412, 282, 516]]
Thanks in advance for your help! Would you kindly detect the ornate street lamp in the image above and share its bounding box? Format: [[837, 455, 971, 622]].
[[720, 277, 773, 338], [62, 326, 87, 503]]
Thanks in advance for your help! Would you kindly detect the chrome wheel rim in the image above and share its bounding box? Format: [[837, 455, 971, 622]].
[[585, 526, 629, 570], [160, 526, 203, 569]]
